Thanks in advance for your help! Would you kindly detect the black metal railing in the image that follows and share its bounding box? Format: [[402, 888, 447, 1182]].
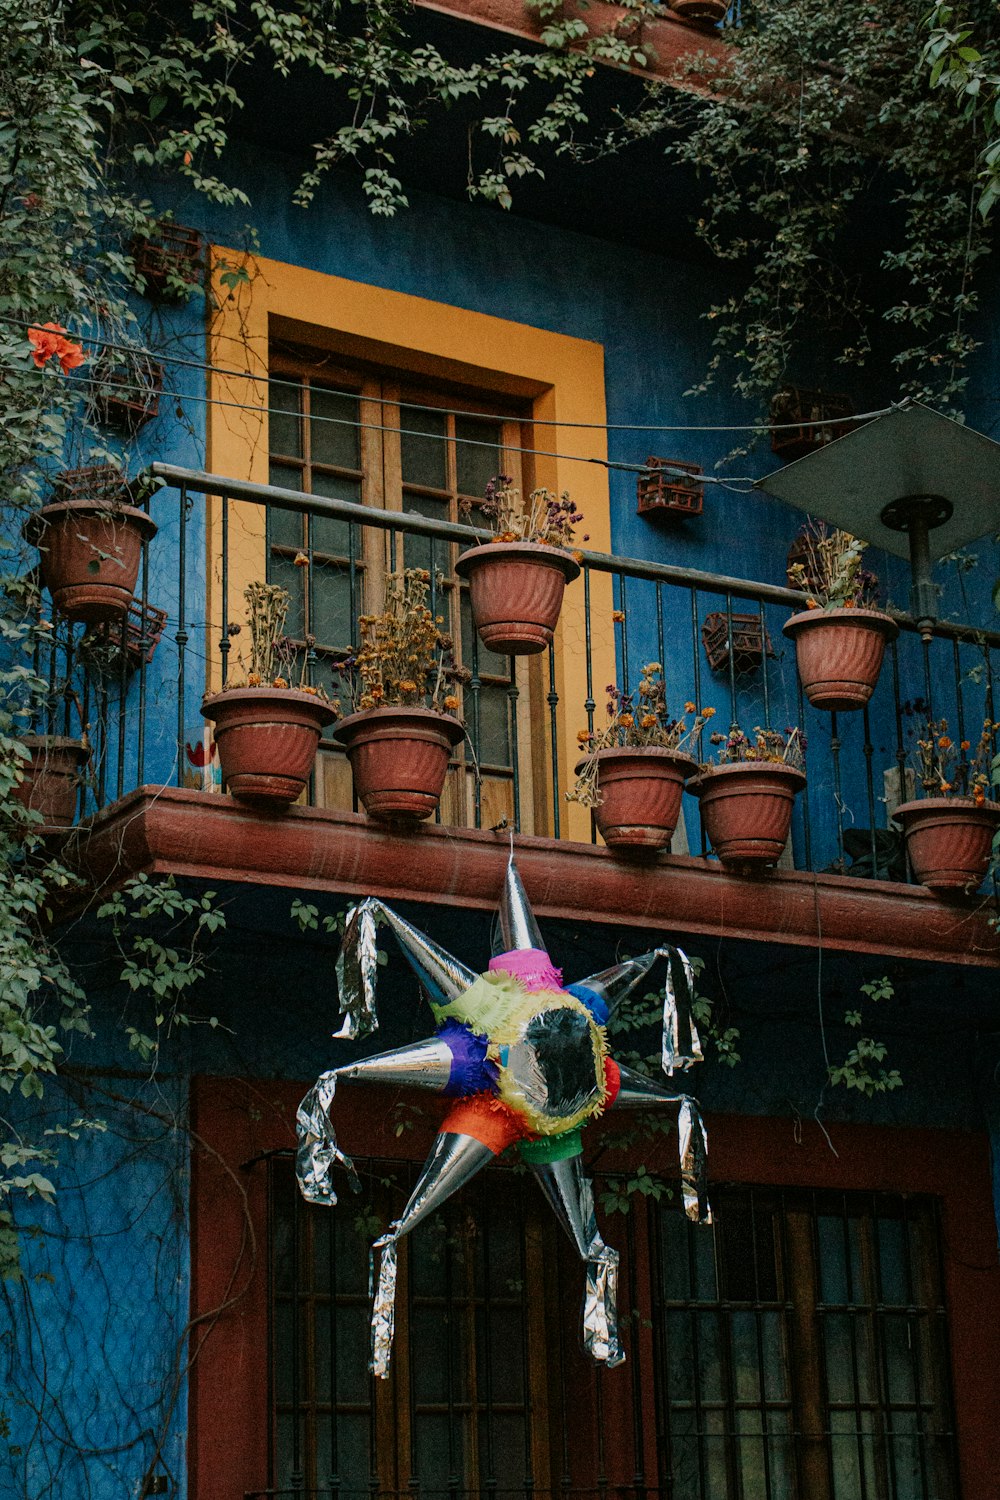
[[26, 462, 1000, 882]]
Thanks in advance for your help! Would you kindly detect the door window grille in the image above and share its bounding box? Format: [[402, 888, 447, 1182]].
[[651, 1186, 959, 1500], [268, 1157, 558, 1499]]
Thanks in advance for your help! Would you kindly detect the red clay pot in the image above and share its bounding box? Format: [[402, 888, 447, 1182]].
[[25, 499, 157, 624], [783, 607, 898, 712], [689, 762, 806, 869], [577, 747, 696, 851], [333, 706, 465, 822], [895, 796, 1000, 894], [669, 0, 727, 19], [455, 541, 581, 656], [13, 735, 89, 829], [202, 687, 336, 804]]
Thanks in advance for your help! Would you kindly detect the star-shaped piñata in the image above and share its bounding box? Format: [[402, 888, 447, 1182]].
[[297, 853, 710, 1377]]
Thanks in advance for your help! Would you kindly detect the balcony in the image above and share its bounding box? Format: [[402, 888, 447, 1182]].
[[28, 463, 1000, 967]]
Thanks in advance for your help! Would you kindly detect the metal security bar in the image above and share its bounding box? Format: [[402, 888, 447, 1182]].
[[649, 1187, 959, 1500], [27, 462, 1000, 880]]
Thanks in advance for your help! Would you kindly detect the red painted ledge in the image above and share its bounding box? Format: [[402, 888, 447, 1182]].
[[415, 0, 726, 82], [64, 787, 999, 966]]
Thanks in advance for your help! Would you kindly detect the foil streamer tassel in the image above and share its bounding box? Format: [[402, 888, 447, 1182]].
[[662, 946, 703, 1076], [677, 1097, 712, 1224], [333, 900, 380, 1040], [295, 1072, 361, 1205], [584, 1246, 625, 1367], [369, 1234, 398, 1379]]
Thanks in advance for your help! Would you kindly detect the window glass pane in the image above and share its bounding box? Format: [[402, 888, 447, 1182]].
[[400, 406, 448, 489], [310, 385, 361, 469], [876, 1210, 909, 1306], [696, 1309, 723, 1402], [818, 1213, 849, 1305], [312, 562, 353, 648], [268, 553, 306, 641], [473, 683, 510, 768], [659, 1208, 693, 1302], [270, 377, 303, 457], [461, 592, 509, 680], [883, 1313, 917, 1405], [402, 490, 449, 575], [311, 471, 361, 556], [414, 1411, 466, 1492], [455, 415, 503, 499]]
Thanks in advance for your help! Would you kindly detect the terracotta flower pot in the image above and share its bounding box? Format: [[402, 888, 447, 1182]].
[[202, 687, 337, 804], [668, 0, 727, 20], [13, 735, 89, 829], [894, 797, 1000, 894], [25, 499, 157, 624], [577, 748, 696, 851], [783, 607, 898, 712], [333, 706, 465, 823], [689, 762, 806, 869], [454, 542, 581, 656]]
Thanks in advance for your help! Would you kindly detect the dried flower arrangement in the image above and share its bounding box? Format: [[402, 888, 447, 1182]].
[[569, 663, 715, 808], [336, 569, 468, 715], [786, 520, 880, 611], [914, 717, 997, 802], [461, 474, 584, 551], [224, 581, 328, 696], [706, 724, 806, 771]]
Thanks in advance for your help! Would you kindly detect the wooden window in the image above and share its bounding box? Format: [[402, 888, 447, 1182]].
[[267, 353, 538, 831], [268, 1158, 559, 1497], [651, 1187, 959, 1500]]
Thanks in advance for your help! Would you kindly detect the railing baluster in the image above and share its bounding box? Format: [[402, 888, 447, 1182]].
[[691, 587, 706, 856], [724, 590, 738, 733], [584, 565, 596, 843], [830, 709, 845, 872], [797, 676, 812, 871], [547, 643, 560, 839], [116, 608, 127, 800], [470, 628, 482, 830], [758, 600, 771, 728], [175, 483, 189, 788], [619, 572, 630, 696], [862, 705, 877, 878], [138, 503, 150, 783], [220, 494, 230, 686], [509, 676, 521, 833]]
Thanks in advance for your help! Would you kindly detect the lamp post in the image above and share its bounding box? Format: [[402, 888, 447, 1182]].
[[756, 401, 1000, 643]]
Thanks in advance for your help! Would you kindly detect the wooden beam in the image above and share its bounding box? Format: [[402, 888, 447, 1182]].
[[66, 788, 1000, 967]]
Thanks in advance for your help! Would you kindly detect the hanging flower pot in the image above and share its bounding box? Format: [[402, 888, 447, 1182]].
[[13, 735, 89, 830], [894, 797, 1000, 894], [90, 349, 163, 434], [24, 467, 157, 624], [783, 607, 898, 712], [576, 747, 697, 851], [202, 687, 337, 804], [131, 222, 204, 301], [689, 762, 806, 869], [455, 542, 581, 655], [333, 706, 464, 823]]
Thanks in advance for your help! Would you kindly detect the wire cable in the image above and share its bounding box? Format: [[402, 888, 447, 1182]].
[[5, 313, 899, 436], [1, 359, 761, 487]]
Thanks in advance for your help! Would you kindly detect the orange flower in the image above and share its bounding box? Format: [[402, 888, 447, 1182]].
[[939, 781, 952, 792], [618, 713, 634, 728], [612, 610, 626, 623], [703, 706, 716, 718], [247, 672, 261, 686], [577, 729, 592, 744], [293, 552, 309, 568], [938, 735, 952, 750], [273, 676, 288, 689], [28, 322, 86, 375], [806, 598, 819, 610], [399, 679, 417, 693], [444, 694, 460, 711], [960, 740, 971, 751], [640, 713, 657, 729], [974, 786, 986, 805], [685, 701, 696, 713]]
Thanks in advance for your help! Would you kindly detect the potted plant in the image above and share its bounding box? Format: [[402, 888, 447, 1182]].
[[689, 725, 807, 869], [89, 347, 163, 433], [568, 663, 713, 851], [201, 581, 336, 805], [332, 569, 467, 823], [783, 521, 898, 711], [894, 718, 1000, 894], [131, 220, 204, 301], [454, 476, 582, 655], [24, 465, 158, 625], [13, 732, 90, 831]]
